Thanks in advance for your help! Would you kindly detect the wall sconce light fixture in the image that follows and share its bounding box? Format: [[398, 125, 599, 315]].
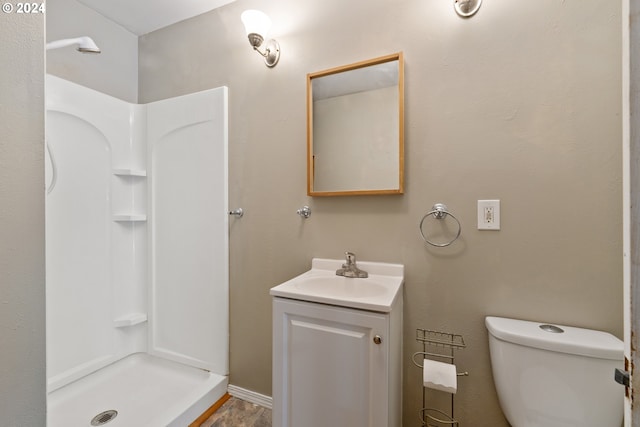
[[241, 10, 280, 68], [454, 0, 481, 17]]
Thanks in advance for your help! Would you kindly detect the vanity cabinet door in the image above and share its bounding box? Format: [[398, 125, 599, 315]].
[[273, 298, 390, 427]]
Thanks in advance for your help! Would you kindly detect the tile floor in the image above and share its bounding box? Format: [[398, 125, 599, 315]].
[[201, 397, 272, 427]]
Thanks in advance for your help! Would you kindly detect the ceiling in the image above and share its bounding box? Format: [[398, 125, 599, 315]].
[[77, 0, 237, 36]]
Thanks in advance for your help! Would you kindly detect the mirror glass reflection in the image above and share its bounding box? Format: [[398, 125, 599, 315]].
[[307, 53, 404, 196]]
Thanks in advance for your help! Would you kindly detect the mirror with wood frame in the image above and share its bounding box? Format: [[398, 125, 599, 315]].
[[307, 52, 404, 196]]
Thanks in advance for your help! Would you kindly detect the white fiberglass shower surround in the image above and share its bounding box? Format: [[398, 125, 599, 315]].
[[45, 75, 229, 426]]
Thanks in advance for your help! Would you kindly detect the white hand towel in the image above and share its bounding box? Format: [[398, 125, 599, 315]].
[[423, 359, 457, 394]]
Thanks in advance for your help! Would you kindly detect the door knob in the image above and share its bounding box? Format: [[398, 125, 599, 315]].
[[373, 335, 382, 345]]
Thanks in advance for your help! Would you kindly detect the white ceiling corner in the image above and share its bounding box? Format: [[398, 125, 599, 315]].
[[77, 0, 236, 36]]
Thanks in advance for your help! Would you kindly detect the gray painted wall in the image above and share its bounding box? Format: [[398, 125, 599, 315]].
[[139, 1, 623, 425], [0, 12, 46, 427]]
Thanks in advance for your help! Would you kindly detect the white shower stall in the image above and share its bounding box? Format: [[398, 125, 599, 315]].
[[45, 74, 229, 426]]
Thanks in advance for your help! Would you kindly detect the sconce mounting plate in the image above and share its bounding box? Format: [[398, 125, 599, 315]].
[[454, 0, 481, 18], [263, 39, 280, 68]]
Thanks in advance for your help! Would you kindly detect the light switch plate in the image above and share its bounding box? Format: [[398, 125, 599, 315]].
[[478, 200, 500, 230]]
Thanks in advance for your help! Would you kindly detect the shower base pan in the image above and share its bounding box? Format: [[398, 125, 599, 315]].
[[47, 353, 227, 427]]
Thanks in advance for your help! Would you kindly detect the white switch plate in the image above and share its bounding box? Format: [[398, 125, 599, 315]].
[[478, 200, 500, 230]]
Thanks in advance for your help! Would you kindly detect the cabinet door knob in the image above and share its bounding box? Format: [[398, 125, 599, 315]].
[[373, 335, 382, 345]]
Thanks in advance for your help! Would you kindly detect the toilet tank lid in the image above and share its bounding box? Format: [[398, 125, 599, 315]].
[[485, 316, 623, 360]]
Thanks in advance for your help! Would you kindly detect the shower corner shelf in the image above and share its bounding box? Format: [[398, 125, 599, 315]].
[[113, 214, 147, 222], [113, 168, 147, 177], [113, 312, 147, 328]]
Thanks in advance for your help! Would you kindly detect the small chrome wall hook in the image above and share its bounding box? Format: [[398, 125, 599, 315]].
[[229, 208, 244, 218], [297, 206, 311, 219]]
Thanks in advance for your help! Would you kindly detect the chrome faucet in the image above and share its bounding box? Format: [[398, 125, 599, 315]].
[[336, 252, 368, 278]]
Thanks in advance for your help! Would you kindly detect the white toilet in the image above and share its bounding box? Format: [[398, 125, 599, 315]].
[[485, 316, 624, 427]]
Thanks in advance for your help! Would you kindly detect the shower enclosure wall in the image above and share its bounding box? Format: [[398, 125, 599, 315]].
[[45, 75, 229, 426]]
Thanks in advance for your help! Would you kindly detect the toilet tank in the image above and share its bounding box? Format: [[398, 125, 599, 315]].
[[485, 316, 624, 427]]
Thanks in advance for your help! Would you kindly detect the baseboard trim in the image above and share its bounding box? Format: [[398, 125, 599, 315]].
[[227, 384, 273, 409]]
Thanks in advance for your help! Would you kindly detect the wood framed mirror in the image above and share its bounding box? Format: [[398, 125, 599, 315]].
[[307, 52, 404, 196]]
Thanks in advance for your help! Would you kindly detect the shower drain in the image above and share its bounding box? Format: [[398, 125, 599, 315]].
[[90, 410, 118, 426]]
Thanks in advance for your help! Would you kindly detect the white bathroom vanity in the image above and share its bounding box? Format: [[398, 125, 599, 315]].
[[271, 258, 404, 427]]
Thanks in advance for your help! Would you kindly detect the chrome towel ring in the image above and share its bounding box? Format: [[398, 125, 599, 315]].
[[419, 203, 461, 247]]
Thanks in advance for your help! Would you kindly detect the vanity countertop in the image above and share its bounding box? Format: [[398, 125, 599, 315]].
[[270, 258, 404, 312]]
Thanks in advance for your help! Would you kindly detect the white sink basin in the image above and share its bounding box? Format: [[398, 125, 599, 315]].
[[270, 258, 404, 312], [292, 276, 388, 297]]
